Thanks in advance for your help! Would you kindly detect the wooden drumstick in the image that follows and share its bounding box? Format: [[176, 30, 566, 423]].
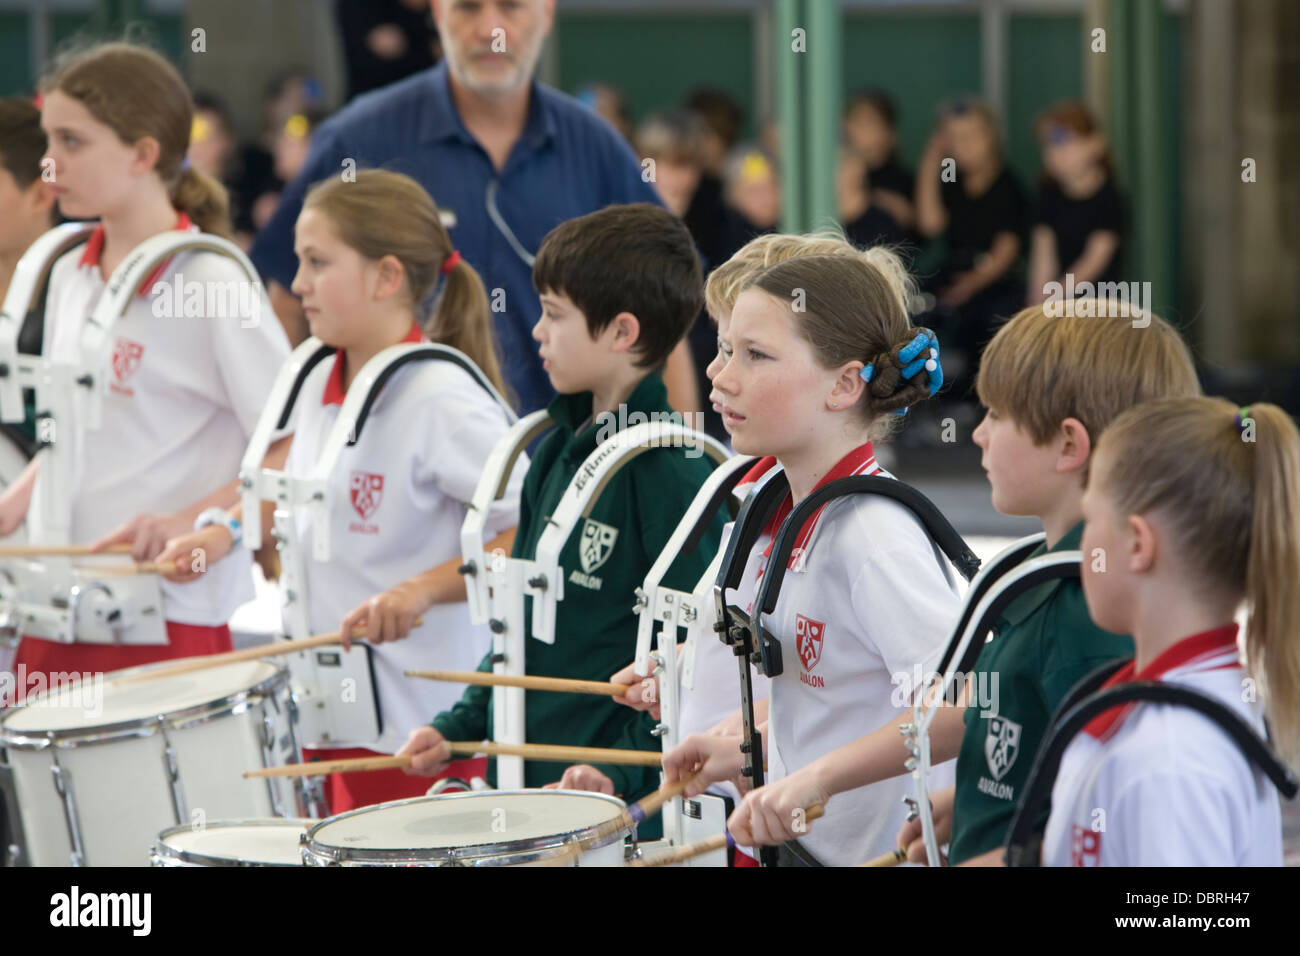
[[547, 773, 698, 863], [405, 668, 633, 698], [243, 739, 663, 778], [112, 619, 424, 685], [629, 803, 826, 867], [860, 847, 908, 867], [0, 543, 134, 557], [74, 561, 169, 576]]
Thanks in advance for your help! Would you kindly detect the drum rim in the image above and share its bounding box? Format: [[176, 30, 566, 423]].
[[0, 658, 290, 748], [152, 817, 313, 867], [302, 789, 632, 865]]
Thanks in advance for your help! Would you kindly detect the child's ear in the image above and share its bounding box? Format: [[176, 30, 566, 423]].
[[371, 254, 406, 302], [1057, 417, 1092, 476], [830, 361, 867, 411], [131, 136, 163, 177], [1127, 512, 1157, 574], [607, 311, 642, 355]]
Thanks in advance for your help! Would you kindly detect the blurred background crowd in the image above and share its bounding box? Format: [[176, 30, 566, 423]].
[[1, 0, 1296, 444]]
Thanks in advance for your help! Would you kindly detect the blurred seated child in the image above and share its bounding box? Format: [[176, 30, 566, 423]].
[[1025, 100, 1124, 305]]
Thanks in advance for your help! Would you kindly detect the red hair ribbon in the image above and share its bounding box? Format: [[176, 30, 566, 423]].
[[440, 249, 461, 275]]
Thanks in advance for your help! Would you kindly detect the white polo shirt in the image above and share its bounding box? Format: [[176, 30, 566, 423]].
[[725, 447, 961, 866], [29, 216, 290, 625], [284, 328, 525, 754], [1042, 625, 1282, 866]]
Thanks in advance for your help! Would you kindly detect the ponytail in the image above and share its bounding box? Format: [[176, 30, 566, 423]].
[[172, 165, 233, 239], [303, 169, 511, 404], [1244, 404, 1300, 763], [429, 259, 510, 402]]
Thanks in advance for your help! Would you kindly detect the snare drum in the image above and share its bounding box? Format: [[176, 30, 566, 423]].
[[0, 658, 304, 866], [302, 790, 634, 867], [152, 818, 312, 867]]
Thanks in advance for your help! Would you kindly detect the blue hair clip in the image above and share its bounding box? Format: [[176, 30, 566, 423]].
[[861, 331, 943, 416], [898, 329, 944, 396]]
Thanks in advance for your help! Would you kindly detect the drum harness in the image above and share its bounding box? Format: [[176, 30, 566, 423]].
[[1003, 658, 1299, 866], [458, 408, 728, 814], [240, 336, 514, 756], [0, 227, 262, 647], [628, 454, 752, 859], [714, 467, 980, 865]]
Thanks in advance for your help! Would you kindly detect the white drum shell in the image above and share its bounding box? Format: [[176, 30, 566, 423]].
[[0, 659, 302, 866]]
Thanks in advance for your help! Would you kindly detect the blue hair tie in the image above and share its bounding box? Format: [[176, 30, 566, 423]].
[[180, 156, 192, 172], [859, 329, 944, 416]]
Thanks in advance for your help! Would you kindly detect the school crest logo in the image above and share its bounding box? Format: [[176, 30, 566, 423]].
[[349, 471, 384, 520], [795, 614, 825, 671], [579, 519, 618, 574], [112, 338, 144, 383], [1070, 825, 1101, 866], [984, 715, 1021, 781]]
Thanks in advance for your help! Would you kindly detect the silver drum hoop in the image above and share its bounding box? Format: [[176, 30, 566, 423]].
[[152, 818, 313, 867], [301, 790, 632, 867], [0, 660, 291, 751]]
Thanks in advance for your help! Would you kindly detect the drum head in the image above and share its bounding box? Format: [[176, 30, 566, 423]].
[[305, 790, 629, 864], [0, 659, 283, 736], [155, 819, 312, 866]]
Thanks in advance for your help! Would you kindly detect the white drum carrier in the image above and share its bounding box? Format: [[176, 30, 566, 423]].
[[0, 227, 265, 647], [239, 337, 515, 749]]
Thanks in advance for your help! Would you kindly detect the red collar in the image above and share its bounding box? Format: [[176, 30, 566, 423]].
[[1083, 623, 1241, 740], [321, 323, 426, 406], [747, 442, 879, 570], [79, 212, 194, 296]]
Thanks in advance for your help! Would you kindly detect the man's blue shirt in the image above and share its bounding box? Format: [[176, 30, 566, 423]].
[[251, 63, 661, 413]]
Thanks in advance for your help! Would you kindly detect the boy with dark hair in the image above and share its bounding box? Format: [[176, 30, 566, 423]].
[[398, 204, 725, 830]]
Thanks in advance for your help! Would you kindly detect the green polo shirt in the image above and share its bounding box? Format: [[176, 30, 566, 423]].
[[431, 373, 725, 833], [948, 521, 1133, 864]]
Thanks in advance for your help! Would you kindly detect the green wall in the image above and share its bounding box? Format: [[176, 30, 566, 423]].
[[555, 10, 755, 138], [842, 11, 982, 169], [0, 10, 185, 97]]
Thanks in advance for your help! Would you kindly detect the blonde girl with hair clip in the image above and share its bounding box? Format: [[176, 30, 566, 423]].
[[561, 234, 907, 842], [161, 169, 522, 812], [662, 248, 961, 866], [2, 42, 293, 688], [604, 232, 921, 737], [1039, 397, 1300, 865]]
